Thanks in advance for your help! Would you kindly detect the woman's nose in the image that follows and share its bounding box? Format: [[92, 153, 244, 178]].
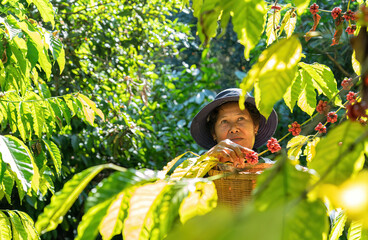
[[229, 124, 239, 133]]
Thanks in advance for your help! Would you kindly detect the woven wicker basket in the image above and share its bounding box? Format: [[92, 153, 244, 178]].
[[208, 163, 273, 210]]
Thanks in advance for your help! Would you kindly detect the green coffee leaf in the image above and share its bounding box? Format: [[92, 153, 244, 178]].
[[35, 164, 110, 234], [17, 211, 39, 240], [0, 211, 12, 239], [8, 210, 28, 240], [283, 70, 302, 112], [287, 135, 309, 161], [2, 170, 15, 203], [123, 181, 168, 240], [329, 210, 347, 240], [266, 10, 281, 46], [42, 139, 61, 176], [229, 0, 267, 60], [75, 201, 112, 240], [243, 36, 302, 118], [309, 121, 365, 185], [297, 68, 316, 116], [347, 220, 368, 240], [298, 62, 341, 106], [253, 159, 311, 210], [0, 135, 34, 193], [25, 0, 55, 27], [292, 0, 311, 16], [77, 93, 104, 121]]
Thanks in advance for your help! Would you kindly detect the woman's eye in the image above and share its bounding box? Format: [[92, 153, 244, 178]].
[[220, 120, 228, 124], [238, 117, 245, 121]]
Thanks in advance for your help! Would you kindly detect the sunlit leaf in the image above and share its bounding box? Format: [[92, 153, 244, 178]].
[[297, 69, 316, 116], [283, 70, 302, 112], [292, 0, 311, 16], [17, 211, 39, 240], [329, 210, 347, 240], [25, 0, 55, 27], [35, 164, 110, 234], [309, 121, 365, 185], [243, 36, 302, 118], [282, 9, 297, 38], [77, 93, 105, 121], [266, 10, 281, 46], [42, 139, 61, 176], [352, 51, 361, 76], [18, 21, 52, 79], [304, 137, 320, 163], [287, 135, 309, 161], [0, 135, 34, 193], [229, 0, 267, 60], [123, 181, 168, 240], [75, 201, 112, 240], [253, 158, 310, 210], [0, 211, 12, 239], [348, 220, 368, 239], [179, 180, 217, 223], [8, 210, 28, 240]]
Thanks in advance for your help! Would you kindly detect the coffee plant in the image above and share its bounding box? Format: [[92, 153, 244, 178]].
[[2, 0, 368, 239]]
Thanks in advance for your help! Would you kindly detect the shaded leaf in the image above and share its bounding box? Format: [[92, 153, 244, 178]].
[[309, 121, 365, 185]]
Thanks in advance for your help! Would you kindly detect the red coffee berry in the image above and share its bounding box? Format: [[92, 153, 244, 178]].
[[267, 137, 282, 153], [332, 7, 342, 19], [327, 111, 338, 123], [309, 3, 319, 15], [346, 91, 357, 104], [346, 101, 368, 121], [288, 121, 301, 136], [271, 5, 281, 10], [341, 77, 353, 90], [316, 100, 330, 115], [315, 122, 327, 133], [344, 10, 354, 21], [245, 151, 259, 165], [345, 25, 356, 35]]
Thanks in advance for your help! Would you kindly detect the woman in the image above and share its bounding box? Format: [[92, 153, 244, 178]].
[[190, 88, 278, 168]]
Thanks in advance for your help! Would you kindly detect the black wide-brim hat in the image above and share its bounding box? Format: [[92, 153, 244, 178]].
[[190, 88, 278, 150]]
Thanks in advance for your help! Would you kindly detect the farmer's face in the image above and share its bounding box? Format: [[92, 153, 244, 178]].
[[213, 102, 259, 149]]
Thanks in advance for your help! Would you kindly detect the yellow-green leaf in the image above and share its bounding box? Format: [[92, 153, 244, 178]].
[[0, 211, 12, 239], [42, 139, 61, 176], [77, 93, 104, 121], [123, 181, 168, 240], [36, 164, 109, 234], [292, 0, 311, 16], [26, 0, 55, 27], [244, 36, 302, 118], [287, 135, 309, 161], [352, 51, 361, 76], [309, 121, 365, 185], [266, 10, 281, 46], [179, 181, 217, 223]]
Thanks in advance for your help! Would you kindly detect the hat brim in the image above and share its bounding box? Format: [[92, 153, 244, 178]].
[[190, 95, 278, 150]]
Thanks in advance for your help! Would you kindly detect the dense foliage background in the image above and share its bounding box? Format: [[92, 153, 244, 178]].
[[1, 0, 368, 239]]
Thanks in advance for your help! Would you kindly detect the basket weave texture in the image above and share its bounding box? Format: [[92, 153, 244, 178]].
[[208, 163, 273, 209]]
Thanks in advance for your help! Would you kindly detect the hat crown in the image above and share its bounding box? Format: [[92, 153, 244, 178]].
[[215, 88, 242, 100]]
